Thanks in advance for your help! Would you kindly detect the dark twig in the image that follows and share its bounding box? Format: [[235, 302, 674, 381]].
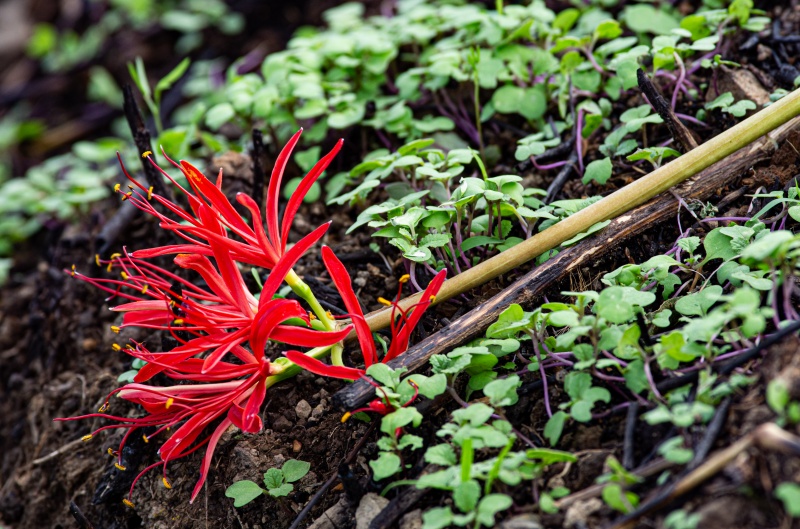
[[122, 85, 173, 201], [250, 129, 266, 205], [288, 421, 378, 529], [95, 202, 139, 257], [608, 423, 800, 529], [623, 402, 639, 470], [368, 486, 429, 529], [637, 69, 699, 153], [689, 397, 731, 470], [95, 86, 177, 254], [545, 151, 579, 204], [69, 501, 95, 529]]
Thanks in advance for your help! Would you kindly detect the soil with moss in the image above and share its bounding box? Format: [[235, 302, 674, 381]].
[[2, 1, 800, 529]]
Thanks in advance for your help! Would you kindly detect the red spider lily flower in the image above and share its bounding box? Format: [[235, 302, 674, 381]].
[[63, 228, 352, 503], [119, 128, 342, 270], [285, 246, 446, 389]]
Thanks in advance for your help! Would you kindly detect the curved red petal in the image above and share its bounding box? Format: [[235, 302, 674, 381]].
[[385, 269, 446, 362], [190, 418, 233, 503], [266, 129, 303, 248], [280, 139, 343, 253], [270, 324, 352, 348], [321, 246, 377, 366], [284, 350, 365, 380]]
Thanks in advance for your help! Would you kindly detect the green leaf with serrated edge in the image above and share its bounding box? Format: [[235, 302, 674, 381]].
[[225, 480, 264, 507], [381, 407, 422, 435], [453, 480, 480, 512], [674, 285, 723, 316], [544, 411, 568, 446], [402, 374, 446, 400], [476, 494, 513, 527], [624, 360, 649, 394], [398, 434, 423, 451], [701, 228, 739, 263], [602, 483, 639, 513], [452, 403, 494, 426], [424, 444, 457, 466], [775, 483, 800, 517], [484, 375, 520, 407], [263, 468, 283, 489], [281, 460, 310, 483], [422, 507, 454, 529], [268, 483, 293, 497], [582, 157, 613, 185], [526, 448, 578, 464], [370, 452, 401, 480], [366, 363, 403, 389]]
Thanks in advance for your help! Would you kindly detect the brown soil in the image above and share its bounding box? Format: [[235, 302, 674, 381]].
[[2, 2, 800, 529]]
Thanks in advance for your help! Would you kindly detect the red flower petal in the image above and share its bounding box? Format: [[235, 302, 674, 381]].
[[266, 129, 302, 250], [284, 350, 365, 380], [321, 246, 378, 366], [385, 269, 446, 362], [280, 139, 343, 253]]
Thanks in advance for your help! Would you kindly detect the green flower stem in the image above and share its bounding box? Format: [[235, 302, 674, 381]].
[[360, 86, 800, 336], [285, 269, 336, 331], [330, 343, 344, 367], [266, 344, 333, 387]]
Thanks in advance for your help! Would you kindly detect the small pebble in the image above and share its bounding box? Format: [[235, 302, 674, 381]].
[[295, 399, 312, 420], [310, 402, 326, 421]]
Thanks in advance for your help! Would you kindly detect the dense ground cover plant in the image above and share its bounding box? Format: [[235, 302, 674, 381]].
[[2, 0, 779, 287], [360, 184, 800, 523]]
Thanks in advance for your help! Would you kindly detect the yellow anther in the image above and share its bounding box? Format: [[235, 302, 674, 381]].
[[95, 254, 101, 266], [121, 191, 132, 201], [162, 477, 172, 489], [82, 434, 93, 442], [140, 284, 149, 294], [107, 447, 114, 455], [112, 343, 121, 352], [127, 185, 134, 190], [122, 499, 135, 508], [341, 411, 352, 423], [147, 186, 154, 200], [120, 271, 129, 280], [429, 295, 436, 302], [115, 462, 127, 471], [110, 253, 121, 260], [399, 274, 410, 284], [98, 402, 109, 412], [377, 297, 392, 307], [114, 183, 121, 192], [71, 264, 76, 277], [308, 312, 317, 321], [326, 311, 334, 320], [111, 326, 120, 334], [165, 398, 174, 409], [142, 434, 149, 443], [173, 319, 184, 325], [142, 150, 152, 158]]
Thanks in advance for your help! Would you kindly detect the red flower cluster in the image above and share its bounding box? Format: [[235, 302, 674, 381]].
[[62, 130, 446, 505]]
